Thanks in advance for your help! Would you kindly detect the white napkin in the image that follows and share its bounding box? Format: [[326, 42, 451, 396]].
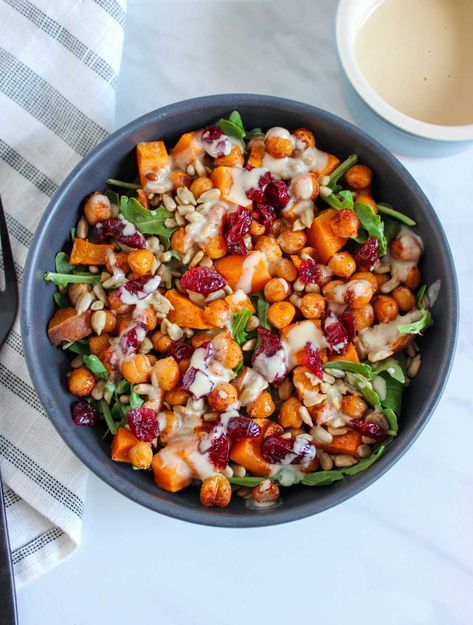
[[0, 0, 125, 586]]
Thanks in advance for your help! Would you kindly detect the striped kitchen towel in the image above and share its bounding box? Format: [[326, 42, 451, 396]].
[[0, 0, 126, 585]]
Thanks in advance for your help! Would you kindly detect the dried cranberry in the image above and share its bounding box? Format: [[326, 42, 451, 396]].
[[200, 126, 229, 157], [119, 322, 147, 356], [340, 310, 356, 342], [255, 199, 276, 227], [261, 435, 316, 465], [201, 125, 224, 144], [298, 259, 322, 285], [349, 419, 388, 441], [168, 340, 194, 361], [200, 426, 229, 470], [354, 238, 380, 271], [324, 311, 348, 356], [224, 206, 252, 256], [122, 275, 160, 299], [303, 343, 324, 379], [93, 218, 146, 249], [227, 416, 261, 441], [253, 328, 283, 359], [71, 401, 97, 426], [127, 406, 159, 441], [264, 179, 290, 209], [246, 171, 274, 202], [181, 266, 227, 295]]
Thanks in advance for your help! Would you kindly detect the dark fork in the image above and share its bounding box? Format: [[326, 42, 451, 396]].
[[0, 195, 19, 625]]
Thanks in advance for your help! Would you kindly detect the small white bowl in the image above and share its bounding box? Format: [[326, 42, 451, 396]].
[[336, 0, 473, 147]]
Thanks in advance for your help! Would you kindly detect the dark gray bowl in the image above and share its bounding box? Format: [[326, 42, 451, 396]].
[[21, 95, 458, 527]]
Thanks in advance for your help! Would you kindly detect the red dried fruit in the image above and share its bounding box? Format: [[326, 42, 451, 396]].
[[246, 172, 289, 225], [252, 328, 287, 385], [119, 322, 147, 357], [340, 310, 356, 342], [127, 406, 159, 442], [354, 238, 380, 271], [227, 416, 261, 441], [303, 342, 324, 379], [71, 401, 97, 426], [92, 219, 146, 249], [181, 266, 227, 295], [255, 199, 276, 227], [246, 171, 274, 202], [264, 179, 290, 209], [349, 419, 388, 441], [261, 434, 316, 465], [324, 311, 348, 356], [168, 340, 194, 361], [200, 126, 231, 157], [199, 426, 229, 470], [252, 328, 282, 359], [121, 275, 160, 299], [224, 206, 252, 256], [298, 259, 322, 285]]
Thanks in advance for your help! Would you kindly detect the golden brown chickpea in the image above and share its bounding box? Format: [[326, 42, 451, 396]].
[[374, 295, 399, 323], [300, 293, 325, 319], [139, 306, 157, 331], [127, 249, 154, 276], [202, 233, 228, 260], [267, 218, 284, 238], [107, 289, 131, 315], [392, 286, 416, 312], [254, 235, 282, 265], [292, 128, 316, 152], [152, 357, 180, 391], [171, 227, 192, 254], [164, 387, 191, 406], [191, 332, 213, 349], [67, 283, 92, 306], [322, 279, 345, 303], [330, 209, 360, 239], [403, 266, 421, 289], [102, 310, 117, 334], [267, 301, 296, 329], [344, 280, 375, 309], [356, 194, 378, 214], [105, 252, 130, 275], [170, 169, 192, 188], [203, 300, 231, 328], [190, 176, 213, 199], [289, 172, 319, 201], [351, 271, 378, 292], [278, 396, 304, 429], [246, 391, 275, 419], [83, 192, 112, 226], [264, 128, 294, 158], [250, 220, 265, 236], [328, 251, 356, 279], [264, 278, 290, 303], [89, 334, 110, 356], [264, 422, 285, 438], [200, 474, 231, 508], [274, 257, 298, 282], [213, 332, 243, 369], [208, 382, 238, 412], [214, 145, 244, 168], [120, 354, 151, 384], [352, 303, 375, 331], [129, 442, 153, 470], [151, 330, 172, 353], [68, 367, 95, 397], [177, 357, 190, 375], [345, 164, 372, 189], [341, 395, 368, 418], [277, 230, 307, 255], [389, 235, 422, 262]]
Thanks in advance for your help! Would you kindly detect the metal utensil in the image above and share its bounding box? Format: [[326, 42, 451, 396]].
[[0, 195, 19, 625]]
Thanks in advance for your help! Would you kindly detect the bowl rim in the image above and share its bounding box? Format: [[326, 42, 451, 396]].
[[21, 94, 459, 527], [336, 0, 473, 142]]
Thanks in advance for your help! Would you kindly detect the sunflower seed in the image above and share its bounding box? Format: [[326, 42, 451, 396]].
[[76, 292, 94, 314], [76, 217, 88, 239], [310, 425, 333, 444], [317, 449, 334, 470], [194, 159, 207, 177], [334, 455, 358, 468], [162, 194, 177, 211], [189, 250, 204, 268], [242, 338, 256, 352], [197, 188, 220, 204], [91, 310, 106, 335]]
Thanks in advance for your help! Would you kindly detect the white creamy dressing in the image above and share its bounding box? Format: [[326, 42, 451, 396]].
[[143, 165, 172, 194], [185, 199, 235, 245], [235, 251, 267, 293], [384, 226, 423, 283], [105, 250, 126, 287], [265, 127, 295, 143], [185, 342, 235, 399], [238, 368, 269, 406], [283, 321, 328, 368], [263, 146, 329, 180], [120, 216, 137, 237], [201, 131, 232, 159], [289, 173, 315, 200], [357, 309, 423, 361], [333, 279, 372, 305], [269, 465, 304, 487], [229, 289, 248, 305], [228, 167, 268, 207], [279, 435, 316, 466], [119, 275, 161, 306], [253, 346, 288, 385]]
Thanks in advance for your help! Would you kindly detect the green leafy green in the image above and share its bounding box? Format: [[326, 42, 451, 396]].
[[115, 379, 131, 395], [55, 252, 74, 274], [231, 308, 253, 346], [62, 339, 90, 355], [346, 373, 381, 408], [217, 111, 246, 142], [83, 354, 108, 378], [324, 360, 373, 378], [377, 202, 416, 226], [119, 197, 176, 248], [99, 399, 118, 435], [70, 227, 76, 242], [322, 189, 354, 211], [129, 391, 144, 409], [233, 361, 244, 374], [302, 445, 386, 485], [397, 309, 433, 335], [328, 154, 358, 188], [383, 408, 398, 435], [104, 188, 120, 208], [105, 178, 141, 190], [53, 291, 70, 308], [371, 359, 405, 384], [228, 475, 264, 487], [355, 201, 387, 255], [251, 292, 270, 330], [326, 358, 404, 384], [44, 272, 100, 287], [382, 216, 401, 245], [416, 284, 427, 309], [245, 127, 263, 141]]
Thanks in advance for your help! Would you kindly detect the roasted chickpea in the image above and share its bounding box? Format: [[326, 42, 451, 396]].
[[129, 442, 153, 470], [213, 332, 243, 369], [164, 387, 191, 406], [322, 279, 345, 303], [146, 354, 158, 367], [264, 277, 290, 303], [392, 286, 416, 312], [328, 251, 356, 278], [289, 172, 319, 201], [247, 138, 265, 168], [214, 145, 244, 168], [264, 422, 285, 438], [68, 367, 95, 397], [356, 194, 378, 214], [345, 164, 372, 189], [151, 330, 172, 353], [254, 235, 282, 265], [277, 229, 307, 255], [344, 280, 374, 309], [274, 257, 298, 282], [137, 306, 157, 331], [351, 271, 378, 292], [202, 233, 228, 260], [89, 333, 110, 356], [152, 357, 180, 391], [341, 395, 368, 418], [189, 176, 213, 199], [177, 358, 190, 375], [170, 169, 192, 188], [67, 282, 91, 306], [267, 218, 284, 238], [252, 479, 280, 504], [105, 252, 130, 275], [292, 127, 315, 152], [102, 310, 117, 333], [300, 293, 325, 319], [191, 332, 213, 349], [203, 300, 231, 328], [264, 128, 294, 158], [267, 301, 296, 329], [389, 235, 422, 262], [374, 295, 399, 323], [107, 289, 131, 315], [330, 209, 360, 239], [171, 227, 192, 254], [127, 249, 154, 276], [83, 192, 112, 226], [352, 303, 375, 331], [278, 396, 303, 428], [246, 391, 275, 419], [403, 266, 421, 289], [208, 382, 238, 412], [120, 354, 151, 384], [200, 474, 231, 508], [250, 220, 265, 236]]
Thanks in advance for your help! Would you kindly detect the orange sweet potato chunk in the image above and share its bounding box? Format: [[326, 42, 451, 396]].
[[47, 308, 92, 346], [214, 252, 271, 294], [210, 166, 233, 200], [315, 431, 362, 456], [307, 209, 347, 264], [171, 131, 205, 168], [111, 427, 140, 463], [166, 290, 213, 330], [230, 419, 272, 476], [69, 238, 115, 266], [136, 141, 170, 188], [328, 342, 360, 363], [151, 449, 193, 492]]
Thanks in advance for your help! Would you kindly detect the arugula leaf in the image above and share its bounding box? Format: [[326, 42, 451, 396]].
[[62, 339, 90, 355], [328, 154, 358, 188], [377, 202, 416, 226], [397, 309, 433, 335], [217, 110, 246, 141], [322, 189, 354, 211], [346, 372, 381, 408], [416, 284, 427, 309], [302, 445, 386, 485], [382, 216, 401, 245], [245, 127, 263, 141], [129, 391, 144, 409], [231, 308, 252, 346], [355, 201, 387, 255], [53, 291, 70, 308], [104, 188, 120, 208], [371, 358, 405, 384], [324, 360, 373, 378], [115, 379, 131, 395], [55, 252, 74, 274], [99, 399, 118, 435], [105, 178, 141, 190], [383, 408, 399, 435], [44, 272, 100, 287], [229, 475, 264, 487], [119, 197, 176, 248], [83, 354, 108, 378], [251, 292, 270, 330]]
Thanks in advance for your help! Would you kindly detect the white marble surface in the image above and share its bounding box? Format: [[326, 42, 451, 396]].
[[18, 1, 473, 623]]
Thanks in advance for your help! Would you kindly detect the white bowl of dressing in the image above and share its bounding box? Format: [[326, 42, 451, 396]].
[[336, 0, 473, 146]]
